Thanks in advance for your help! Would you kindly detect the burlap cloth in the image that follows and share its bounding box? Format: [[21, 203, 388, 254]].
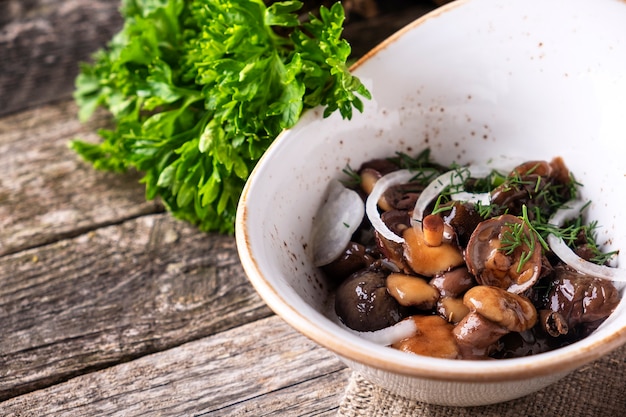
[[337, 344, 626, 416]]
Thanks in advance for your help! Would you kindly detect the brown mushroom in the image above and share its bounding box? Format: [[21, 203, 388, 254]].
[[543, 265, 620, 338], [334, 269, 407, 332], [465, 214, 542, 293], [402, 224, 464, 277], [441, 201, 483, 247], [430, 266, 476, 298], [437, 296, 470, 324], [489, 159, 573, 220], [380, 210, 411, 237], [453, 285, 538, 358], [386, 273, 439, 310], [359, 167, 382, 195], [321, 241, 377, 285], [375, 230, 412, 274], [430, 267, 475, 324], [382, 182, 424, 211], [392, 315, 460, 359]]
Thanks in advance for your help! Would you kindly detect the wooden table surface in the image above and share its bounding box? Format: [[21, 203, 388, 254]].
[[0, 1, 439, 415]]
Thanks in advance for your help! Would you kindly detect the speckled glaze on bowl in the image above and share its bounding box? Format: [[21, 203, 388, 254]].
[[235, 0, 626, 406]]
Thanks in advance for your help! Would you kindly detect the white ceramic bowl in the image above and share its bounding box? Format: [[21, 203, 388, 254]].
[[236, 0, 626, 406]]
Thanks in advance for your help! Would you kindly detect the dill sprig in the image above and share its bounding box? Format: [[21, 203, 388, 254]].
[[341, 164, 361, 188], [499, 205, 549, 273]]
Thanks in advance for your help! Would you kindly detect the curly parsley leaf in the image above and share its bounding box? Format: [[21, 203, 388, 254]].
[[71, 0, 369, 233]]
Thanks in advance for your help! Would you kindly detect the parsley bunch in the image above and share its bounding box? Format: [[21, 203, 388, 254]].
[[72, 0, 370, 233]]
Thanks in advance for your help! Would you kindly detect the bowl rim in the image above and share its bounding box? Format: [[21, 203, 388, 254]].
[[235, 0, 626, 382]]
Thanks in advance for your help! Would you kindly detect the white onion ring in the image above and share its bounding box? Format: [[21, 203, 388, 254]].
[[450, 191, 491, 205], [312, 180, 365, 267], [412, 166, 493, 224], [548, 199, 626, 282], [343, 318, 417, 346], [365, 169, 416, 244]]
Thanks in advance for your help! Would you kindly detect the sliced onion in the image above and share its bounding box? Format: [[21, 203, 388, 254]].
[[412, 166, 493, 224], [548, 199, 626, 282], [365, 169, 416, 244], [450, 191, 491, 205], [343, 318, 417, 346], [312, 180, 365, 267]]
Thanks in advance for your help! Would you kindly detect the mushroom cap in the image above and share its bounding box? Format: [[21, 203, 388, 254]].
[[334, 269, 407, 332], [546, 265, 620, 335], [430, 266, 476, 298], [465, 214, 542, 293], [392, 315, 460, 359], [463, 285, 538, 332], [402, 225, 464, 277], [386, 273, 439, 309], [452, 311, 510, 358]]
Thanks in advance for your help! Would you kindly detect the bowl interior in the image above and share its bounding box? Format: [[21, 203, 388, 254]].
[[237, 0, 626, 379]]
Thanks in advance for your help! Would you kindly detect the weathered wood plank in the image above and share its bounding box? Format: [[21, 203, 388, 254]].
[[0, 0, 437, 116], [0, 100, 163, 256], [0, 213, 273, 400], [0, 316, 349, 416], [209, 369, 350, 417], [0, 0, 124, 117]]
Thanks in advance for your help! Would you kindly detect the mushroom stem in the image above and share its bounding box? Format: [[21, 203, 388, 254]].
[[422, 214, 444, 247], [538, 309, 569, 338]]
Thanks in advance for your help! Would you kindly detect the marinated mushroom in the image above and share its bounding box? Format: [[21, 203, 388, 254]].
[[430, 266, 476, 298], [490, 158, 572, 220], [430, 267, 475, 324], [321, 241, 377, 285], [453, 285, 538, 358], [375, 230, 412, 274], [441, 201, 483, 247], [359, 167, 383, 195], [465, 214, 542, 293], [334, 269, 407, 332], [437, 296, 470, 324], [544, 265, 620, 338], [402, 224, 464, 277], [380, 210, 411, 237], [392, 315, 460, 359], [452, 311, 509, 358], [316, 151, 621, 360], [386, 273, 439, 310], [382, 182, 424, 211]]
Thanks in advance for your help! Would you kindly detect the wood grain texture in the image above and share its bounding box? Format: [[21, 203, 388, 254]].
[[0, 212, 273, 400], [0, 0, 437, 116], [0, 101, 163, 256], [0, 316, 349, 416], [0, 0, 123, 116]]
